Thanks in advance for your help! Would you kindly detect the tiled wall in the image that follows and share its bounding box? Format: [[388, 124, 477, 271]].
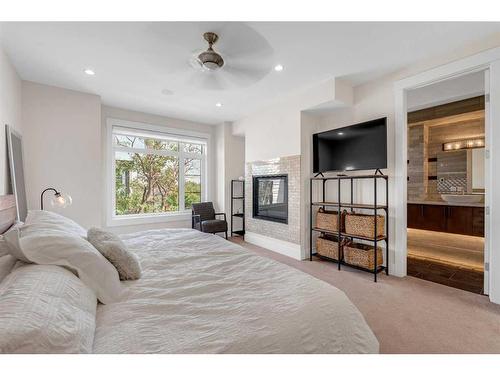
[[436, 149, 467, 194], [245, 155, 301, 244]]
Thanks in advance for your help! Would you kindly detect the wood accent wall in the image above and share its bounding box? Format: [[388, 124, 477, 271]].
[[408, 124, 428, 200], [408, 96, 485, 124]]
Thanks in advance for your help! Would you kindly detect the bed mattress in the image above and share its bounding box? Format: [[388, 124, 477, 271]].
[[92, 229, 378, 353]]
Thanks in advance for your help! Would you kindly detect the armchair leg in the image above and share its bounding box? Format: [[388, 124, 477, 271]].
[[225, 231, 228, 239]]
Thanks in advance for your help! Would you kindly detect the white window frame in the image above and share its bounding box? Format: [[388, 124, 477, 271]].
[[106, 118, 210, 227]]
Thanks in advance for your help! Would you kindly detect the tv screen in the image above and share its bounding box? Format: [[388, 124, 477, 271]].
[[313, 117, 387, 173]]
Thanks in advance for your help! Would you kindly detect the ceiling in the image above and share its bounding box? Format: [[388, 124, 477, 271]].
[[2, 22, 500, 125], [407, 71, 485, 111]]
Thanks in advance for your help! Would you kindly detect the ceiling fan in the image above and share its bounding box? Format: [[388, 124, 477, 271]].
[[186, 28, 274, 90], [191, 32, 225, 71]]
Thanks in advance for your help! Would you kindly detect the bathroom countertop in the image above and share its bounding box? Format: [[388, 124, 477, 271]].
[[407, 200, 484, 208]]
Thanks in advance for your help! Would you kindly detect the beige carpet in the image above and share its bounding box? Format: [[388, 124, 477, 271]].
[[230, 237, 500, 354]]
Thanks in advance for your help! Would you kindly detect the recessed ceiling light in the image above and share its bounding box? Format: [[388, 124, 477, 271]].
[[84, 68, 95, 76], [337, 132, 344, 135], [274, 64, 284, 72], [215, 102, 222, 107]]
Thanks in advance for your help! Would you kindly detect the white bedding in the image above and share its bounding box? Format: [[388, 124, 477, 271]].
[[93, 229, 379, 354], [0, 264, 97, 353]]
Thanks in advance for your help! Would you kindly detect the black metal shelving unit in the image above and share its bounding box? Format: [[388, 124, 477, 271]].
[[309, 171, 389, 282], [231, 179, 245, 237]]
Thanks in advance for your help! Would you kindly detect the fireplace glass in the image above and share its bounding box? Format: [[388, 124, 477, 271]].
[[252, 175, 288, 224]]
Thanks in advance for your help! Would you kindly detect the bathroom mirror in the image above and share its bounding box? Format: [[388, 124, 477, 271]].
[[437, 148, 485, 193]]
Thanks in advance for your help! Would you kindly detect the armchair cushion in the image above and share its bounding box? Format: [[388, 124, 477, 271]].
[[201, 220, 227, 234]]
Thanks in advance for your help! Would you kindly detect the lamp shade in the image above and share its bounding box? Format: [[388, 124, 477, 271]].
[[50, 192, 72, 208]]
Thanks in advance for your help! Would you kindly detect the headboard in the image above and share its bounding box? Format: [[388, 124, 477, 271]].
[[0, 195, 16, 234]]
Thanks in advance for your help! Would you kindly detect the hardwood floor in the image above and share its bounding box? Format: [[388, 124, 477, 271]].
[[407, 228, 484, 294], [407, 228, 484, 270], [407, 257, 484, 294]]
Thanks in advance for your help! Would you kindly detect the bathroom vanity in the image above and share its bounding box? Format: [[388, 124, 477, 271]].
[[407, 201, 484, 237]]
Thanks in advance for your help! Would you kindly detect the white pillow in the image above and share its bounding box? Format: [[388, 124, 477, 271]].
[[0, 264, 97, 353], [25, 210, 87, 237], [4, 226, 125, 304]]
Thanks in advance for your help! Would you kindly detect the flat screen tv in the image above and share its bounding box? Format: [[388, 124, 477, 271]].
[[313, 117, 387, 173]]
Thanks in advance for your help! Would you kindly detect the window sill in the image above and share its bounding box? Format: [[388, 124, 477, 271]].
[[107, 211, 192, 227]]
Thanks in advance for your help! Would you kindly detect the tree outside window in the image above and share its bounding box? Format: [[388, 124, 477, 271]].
[[113, 131, 205, 216]]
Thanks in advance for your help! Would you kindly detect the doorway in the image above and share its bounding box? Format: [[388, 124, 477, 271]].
[[405, 75, 486, 293], [404, 72, 487, 293]]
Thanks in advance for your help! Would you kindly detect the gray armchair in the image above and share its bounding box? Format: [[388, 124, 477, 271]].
[[191, 202, 228, 239]]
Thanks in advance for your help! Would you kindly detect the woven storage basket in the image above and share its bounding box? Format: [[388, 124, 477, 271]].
[[344, 241, 383, 270], [316, 208, 345, 232], [345, 213, 384, 238], [316, 235, 341, 260]]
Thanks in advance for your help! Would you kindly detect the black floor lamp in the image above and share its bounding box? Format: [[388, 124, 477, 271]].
[[40, 188, 72, 210]]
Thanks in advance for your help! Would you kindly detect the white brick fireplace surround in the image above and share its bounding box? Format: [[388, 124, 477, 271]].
[[245, 155, 302, 260]]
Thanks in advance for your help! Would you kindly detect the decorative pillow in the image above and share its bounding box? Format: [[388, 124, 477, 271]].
[[87, 228, 142, 280], [25, 210, 87, 237], [4, 226, 125, 304], [0, 264, 97, 353]]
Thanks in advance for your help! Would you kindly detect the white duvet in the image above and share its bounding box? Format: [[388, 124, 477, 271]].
[[93, 229, 379, 353]]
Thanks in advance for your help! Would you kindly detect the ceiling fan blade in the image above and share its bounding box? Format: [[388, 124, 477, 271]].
[[187, 71, 231, 91], [222, 63, 271, 87], [214, 23, 274, 61]]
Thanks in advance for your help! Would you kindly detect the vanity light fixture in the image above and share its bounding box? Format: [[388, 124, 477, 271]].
[[443, 138, 485, 151]]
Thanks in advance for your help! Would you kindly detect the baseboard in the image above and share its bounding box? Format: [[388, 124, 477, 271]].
[[245, 231, 302, 260]]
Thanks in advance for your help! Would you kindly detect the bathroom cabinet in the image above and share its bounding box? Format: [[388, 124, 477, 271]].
[[407, 203, 484, 237]]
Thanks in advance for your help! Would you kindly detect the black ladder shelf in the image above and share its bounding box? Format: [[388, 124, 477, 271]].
[[231, 179, 245, 237], [309, 171, 389, 282]]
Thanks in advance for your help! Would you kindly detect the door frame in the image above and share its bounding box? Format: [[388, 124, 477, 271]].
[[394, 46, 500, 303]]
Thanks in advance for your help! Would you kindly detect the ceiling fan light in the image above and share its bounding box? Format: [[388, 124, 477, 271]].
[[203, 61, 222, 71], [198, 50, 224, 70]]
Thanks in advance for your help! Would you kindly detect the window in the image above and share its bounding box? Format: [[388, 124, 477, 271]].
[[109, 121, 207, 223]]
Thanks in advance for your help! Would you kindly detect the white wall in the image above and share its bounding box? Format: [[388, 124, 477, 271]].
[[233, 98, 302, 163], [0, 46, 22, 195], [215, 123, 225, 213], [214, 122, 245, 233], [101, 105, 218, 234], [18, 82, 220, 234], [233, 79, 353, 163], [22, 81, 102, 229]]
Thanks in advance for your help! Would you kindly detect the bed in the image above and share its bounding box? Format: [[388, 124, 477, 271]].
[[0, 195, 379, 354]]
